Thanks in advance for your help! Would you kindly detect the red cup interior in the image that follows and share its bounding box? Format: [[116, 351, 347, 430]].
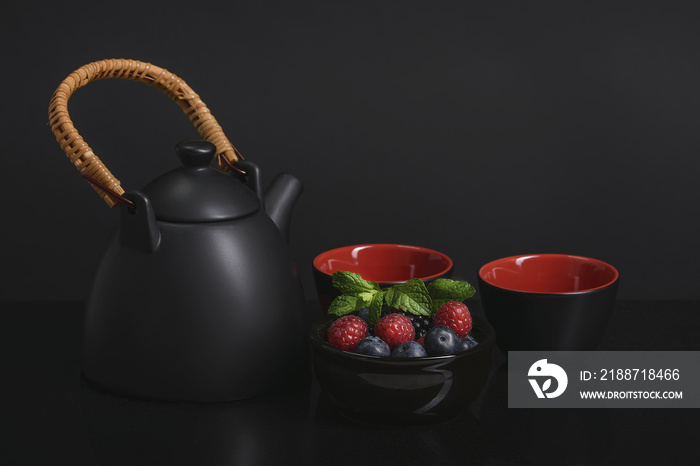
[[313, 244, 453, 283], [479, 254, 618, 294]]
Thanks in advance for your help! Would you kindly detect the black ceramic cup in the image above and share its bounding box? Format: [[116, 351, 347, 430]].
[[310, 315, 494, 425], [312, 244, 453, 314], [478, 254, 619, 352]]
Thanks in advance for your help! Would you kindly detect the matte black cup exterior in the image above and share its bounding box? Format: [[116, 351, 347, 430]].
[[479, 277, 618, 351], [478, 254, 619, 352], [310, 315, 494, 425]]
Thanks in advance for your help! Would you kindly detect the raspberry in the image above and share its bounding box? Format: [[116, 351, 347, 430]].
[[327, 315, 368, 351], [434, 301, 472, 338], [374, 313, 415, 349], [416, 335, 425, 347]]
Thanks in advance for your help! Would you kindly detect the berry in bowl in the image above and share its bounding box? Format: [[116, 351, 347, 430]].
[[309, 271, 494, 424], [312, 244, 453, 313]]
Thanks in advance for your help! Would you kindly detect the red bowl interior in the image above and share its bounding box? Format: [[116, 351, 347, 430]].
[[313, 244, 453, 283], [479, 254, 618, 294]]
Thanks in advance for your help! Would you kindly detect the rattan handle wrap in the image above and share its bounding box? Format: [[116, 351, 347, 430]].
[[48, 59, 240, 207]]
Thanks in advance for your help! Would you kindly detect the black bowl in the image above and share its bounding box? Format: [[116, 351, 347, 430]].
[[310, 315, 494, 425]]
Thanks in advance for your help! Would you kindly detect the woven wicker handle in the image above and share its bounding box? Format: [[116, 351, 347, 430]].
[[48, 58, 241, 208]]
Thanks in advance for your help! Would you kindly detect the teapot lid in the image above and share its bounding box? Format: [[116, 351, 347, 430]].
[[140, 140, 261, 222]]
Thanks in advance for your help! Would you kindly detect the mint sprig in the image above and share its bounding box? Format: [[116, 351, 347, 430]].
[[327, 271, 382, 318], [331, 271, 381, 294], [367, 291, 384, 325], [384, 278, 432, 316], [327, 271, 475, 325], [426, 278, 476, 313]]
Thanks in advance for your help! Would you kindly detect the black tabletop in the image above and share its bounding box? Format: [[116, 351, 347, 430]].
[[1, 300, 698, 465]]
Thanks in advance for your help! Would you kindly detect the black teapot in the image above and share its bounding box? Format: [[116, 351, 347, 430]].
[[48, 59, 309, 402], [82, 140, 305, 402]]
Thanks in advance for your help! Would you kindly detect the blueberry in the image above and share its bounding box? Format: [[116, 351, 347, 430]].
[[354, 336, 391, 357], [424, 326, 459, 356], [356, 307, 370, 321], [391, 340, 428, 358], [457, 335, 478, 352]]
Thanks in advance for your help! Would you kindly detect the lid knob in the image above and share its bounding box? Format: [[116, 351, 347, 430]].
[[176, 140, 216, 168]]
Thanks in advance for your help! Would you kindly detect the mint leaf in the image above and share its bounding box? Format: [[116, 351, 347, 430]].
[[384, 278, 432, 316], [427, 278, 476, 313], [327, 295, 359, 317], [327, 289, 380, 317], [332, 271, 381, 294], [355, 290, 378, 309], [368, 291, 384, 326]]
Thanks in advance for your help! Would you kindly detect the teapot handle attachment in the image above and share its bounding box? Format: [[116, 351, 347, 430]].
[[222, 158, 263, 201], [48, 59, 243, 208]]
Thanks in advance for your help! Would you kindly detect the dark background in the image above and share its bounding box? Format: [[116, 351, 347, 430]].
[[2, 0, 699, 302]]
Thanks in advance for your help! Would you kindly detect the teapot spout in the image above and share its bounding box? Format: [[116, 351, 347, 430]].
[[264, 173, 303, 242]]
